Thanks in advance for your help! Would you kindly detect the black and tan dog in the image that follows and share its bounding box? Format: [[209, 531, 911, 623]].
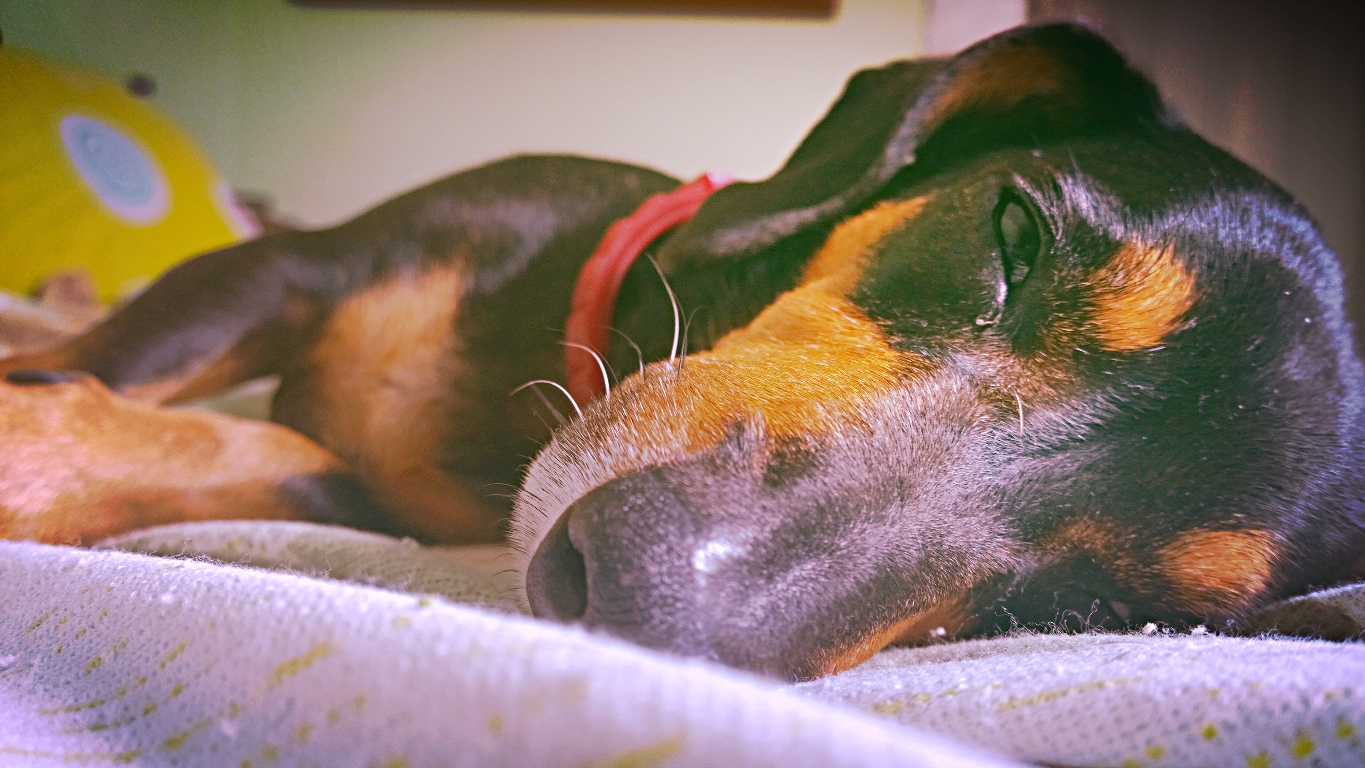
[[3, 23, 1363, 681]]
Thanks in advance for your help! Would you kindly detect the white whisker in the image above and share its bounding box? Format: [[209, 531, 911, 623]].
[[610, 328, 645, 378], [1015, 393, 1025, 435], [511, 379, 583, 421], [680, 306, 703, 370], [560, 341, 611, 400], [528, 384, 566, 427], [647, 254, 681, 367]]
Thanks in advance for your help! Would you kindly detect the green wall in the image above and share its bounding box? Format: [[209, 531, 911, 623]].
[[1, 1, 1016, 227]]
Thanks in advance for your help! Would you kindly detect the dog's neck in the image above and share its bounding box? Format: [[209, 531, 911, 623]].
[[564, 173, 732, 405]]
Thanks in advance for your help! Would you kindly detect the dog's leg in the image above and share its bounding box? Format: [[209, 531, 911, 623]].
[[0, 230, 341, 404], [0, 369, 379, 545]]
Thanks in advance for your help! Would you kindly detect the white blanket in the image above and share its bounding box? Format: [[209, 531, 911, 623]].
[[2, 521, 1362, 767]]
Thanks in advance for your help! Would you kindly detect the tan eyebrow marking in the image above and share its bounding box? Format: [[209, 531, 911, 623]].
[[1089, 244, 1197, 352], [802, 196, 930, 297]]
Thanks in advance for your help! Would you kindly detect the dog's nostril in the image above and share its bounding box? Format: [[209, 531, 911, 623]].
[[4, 369, 78, 386], [525, 510, 588, 621]]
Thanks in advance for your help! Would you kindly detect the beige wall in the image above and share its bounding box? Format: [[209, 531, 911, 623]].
[[2, 0, 1024, 226]]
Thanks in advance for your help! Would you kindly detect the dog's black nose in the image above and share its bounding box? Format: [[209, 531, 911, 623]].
[[526, 469, 688, 627], [525, 467, 711, 656], [5, 369, 79, 386]]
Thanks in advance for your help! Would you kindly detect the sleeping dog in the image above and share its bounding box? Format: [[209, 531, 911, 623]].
[[3, 23, 1363, 681]]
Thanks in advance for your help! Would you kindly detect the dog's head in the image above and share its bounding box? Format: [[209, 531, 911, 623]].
[[515, 23, 1365, 681]]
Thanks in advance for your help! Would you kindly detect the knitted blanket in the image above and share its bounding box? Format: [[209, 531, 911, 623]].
[[2, 521, 1361, 767]]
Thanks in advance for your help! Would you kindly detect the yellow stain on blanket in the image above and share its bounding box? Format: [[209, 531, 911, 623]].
[[1292, 732, 1315, 758], [83, 637, 130, 674], [38, 697, 106, 715], [997, 677, 1141, 710], [268, 641, 334, 687], [0, 746, 141, 763], [1338, 717, 1359, 740], [595, 736, 684, 768], [868, 692, 932, 716], [159, 642, 187, 668], [1246, 752, 1269, 768], [869, 700, 905, 715], [24, 610, 55, 633], [161, 717, 211, 750]]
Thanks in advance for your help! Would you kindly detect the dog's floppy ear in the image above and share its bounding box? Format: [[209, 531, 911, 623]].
[[658, 22, 1170, 269]]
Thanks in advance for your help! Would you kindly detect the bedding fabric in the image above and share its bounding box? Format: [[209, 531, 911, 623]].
[[1, 521, 1362, 767]]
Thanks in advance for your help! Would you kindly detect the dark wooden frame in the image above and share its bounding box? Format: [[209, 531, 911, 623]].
[[290, 0, 836, 17]]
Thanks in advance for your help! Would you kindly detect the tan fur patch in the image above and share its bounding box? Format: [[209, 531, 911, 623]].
[[601, 285, 922, 459], [1046, 518, 1116, 556], [802, 196, 930, 296], [611, 194, 928, 451], [1036, 517, 1161, 598], [816, 598, 972, 678], [301, 266, 497, 542], [1090, 244, 1197, 352], [560, 204, 935, 496], [1160, 529, 1277, 616], [0, 375, 343, 545], [928, 43, 1069, 132]]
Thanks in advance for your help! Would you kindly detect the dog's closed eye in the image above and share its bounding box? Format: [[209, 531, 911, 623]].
[[994, 192, 1043, 293]]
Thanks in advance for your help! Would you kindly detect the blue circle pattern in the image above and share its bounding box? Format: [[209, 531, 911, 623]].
[[60, 114, 166, 222]]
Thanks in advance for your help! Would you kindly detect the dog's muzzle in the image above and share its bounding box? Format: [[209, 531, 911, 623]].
[[530, 451, 868, 678], [520, 421, 998, 681]]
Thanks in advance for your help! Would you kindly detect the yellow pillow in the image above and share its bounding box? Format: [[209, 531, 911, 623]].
[[0, 48, 257, 303]]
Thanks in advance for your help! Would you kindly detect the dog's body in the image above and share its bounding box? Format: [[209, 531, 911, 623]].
[[3, 24, 1364, 681]]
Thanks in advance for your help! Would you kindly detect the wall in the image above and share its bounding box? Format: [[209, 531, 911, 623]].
[[1, 0, 1026, 228]]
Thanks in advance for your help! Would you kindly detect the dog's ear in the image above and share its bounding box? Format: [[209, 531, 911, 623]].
[[658, 22, 1170, 269]]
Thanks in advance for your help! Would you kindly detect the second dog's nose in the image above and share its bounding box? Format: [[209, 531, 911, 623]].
[[5, 369, 79, 386]]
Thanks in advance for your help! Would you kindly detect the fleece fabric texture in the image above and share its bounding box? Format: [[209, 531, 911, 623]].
[[1, 520, 1362, 768]]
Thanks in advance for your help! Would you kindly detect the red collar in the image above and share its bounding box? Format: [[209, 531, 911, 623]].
[[564, 172, 732, 406]]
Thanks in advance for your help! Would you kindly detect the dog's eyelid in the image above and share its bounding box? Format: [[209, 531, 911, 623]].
[[993, 189, 1048, 295]]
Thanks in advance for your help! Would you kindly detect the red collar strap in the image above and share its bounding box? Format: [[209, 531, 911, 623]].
[[565, 172, 733, 406]]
